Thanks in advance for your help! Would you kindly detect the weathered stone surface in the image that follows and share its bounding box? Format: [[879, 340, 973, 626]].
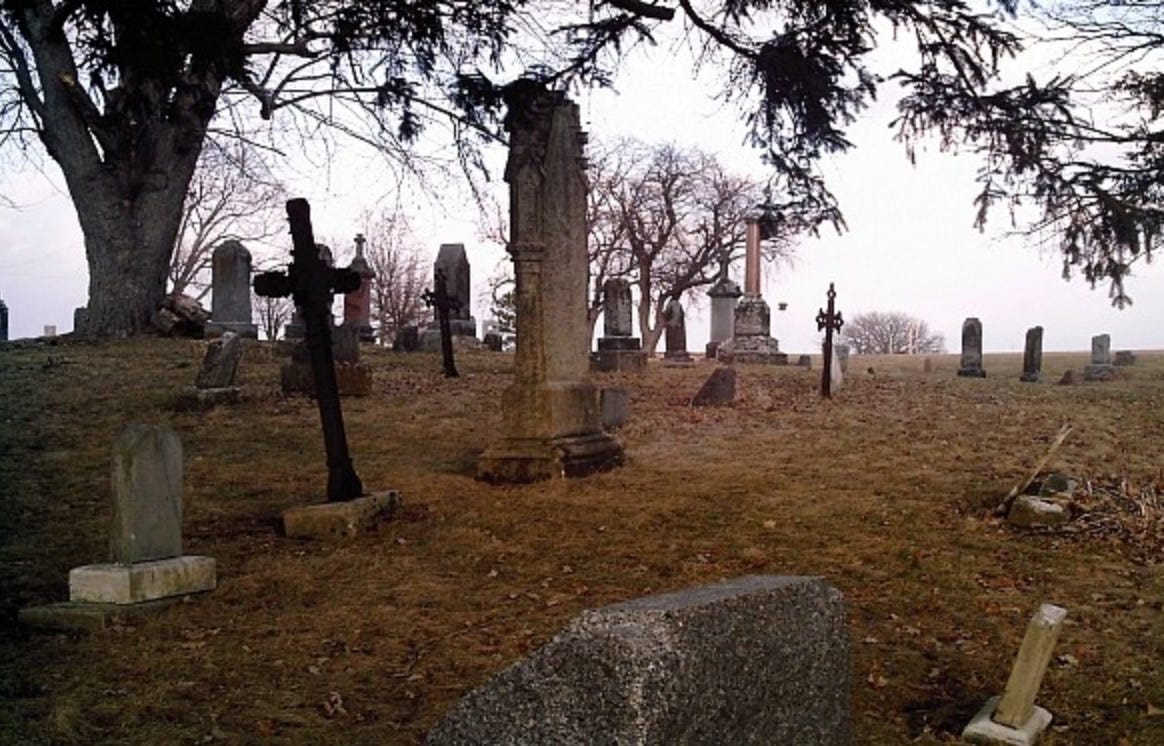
[[1114, 350, 1136, 366], [206, 240, 257, 338], [1057, 370, 1078, 386], [707, 275, 741, 350], [19, 597, 186, 633], [828, 344, 844, 394], [281, 359, 372, 397], [835, 343, 850, 373], [603, 279, 634, 337], [174, 386, 242, 412], [692, 367, 736, 407], [1083, 363, 1115, 381], [477, 87, 622, 481], [1020, 326, 1043, 383], [796, 354, 812, 368], [1090, 333, 1111, 365], [195, 331, 244, 388], [154, 293, 210, 338], [591, 349, 647, 373], [427, 575, 851, 746], [111, 425, 183, 564], [662, 299, 694, 364], [69, 556, 216, 605], [283, 491, 401, 540], [720, 296, 787, 364], [957, 317, 987, 377], [962, 696, 1052, 746], [600, 387, 630, 429], [994, 604, 1068, 728], [435, 243, 473, 323], [333, 322, 361, 364], [1007, 495, 1069, 527], [343, 234, 377, 342]]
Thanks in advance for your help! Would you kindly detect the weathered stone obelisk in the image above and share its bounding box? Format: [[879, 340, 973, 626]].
[[717, 204, 786, 364], [477, 85, 624, 483]]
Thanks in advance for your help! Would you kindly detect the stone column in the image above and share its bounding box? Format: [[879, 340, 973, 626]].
[[592, 278, 645, 372], [478, 87, 623, 483], [956, 317, 987, 377], [1020, 326, 1043, 383], [718, 210, 786, 364], [207, 240, 258, 338], [706, 273, 741, 359], [343, 233, 377, 342]]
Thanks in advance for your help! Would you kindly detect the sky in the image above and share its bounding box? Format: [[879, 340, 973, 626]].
[[1, 10, 1161, 354]]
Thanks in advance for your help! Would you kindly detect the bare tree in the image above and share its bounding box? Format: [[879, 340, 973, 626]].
[[842, 311, 945, 355], [169, 138, 286, 299], [360, 212, 426, 345], [253, 294, 293, 341]]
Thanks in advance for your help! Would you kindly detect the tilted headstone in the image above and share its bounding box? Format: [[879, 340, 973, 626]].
[[194, 331, 244, 389], [706, 271, 741, 359], [207, 240, 257, 338], [1020, 326, 1043, 383], [662, 299, 694, 366], [957, 317, 987, 378], [592, 278, 645, 372], [477, 86, 623, 482], [691, 367, 737, 407], [342, 233, 377, 343], [428, 576, 852, 745], [1084, 333, 1115, 381]]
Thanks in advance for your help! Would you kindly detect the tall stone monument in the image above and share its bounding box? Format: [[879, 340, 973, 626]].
[[662, 298, 695, 366], [343, 233, 376, 343], [1083, 333, 1115, 381], [1020, 326, 1043, 383], [705, 263, 741, 359], [206, 240, 258, 338], [477, 85, 623, 483], [420, 243, 477, 350], [957, 317, 987, 378], [717, 201, 787, 364], [0, 295, 7, 342], [591, 278, 646, 372]]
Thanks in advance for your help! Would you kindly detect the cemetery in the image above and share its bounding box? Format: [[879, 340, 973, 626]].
[[1, 334, 1163, 743]]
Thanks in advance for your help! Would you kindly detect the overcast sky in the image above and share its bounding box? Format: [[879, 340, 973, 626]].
[[1, 12, 1160, 354]]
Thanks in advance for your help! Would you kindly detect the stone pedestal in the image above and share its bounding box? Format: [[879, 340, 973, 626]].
[[283, 491, 400, 539], [718, 295, 787, 364], [69, 556, 217, 605], [478, 88, 622, 483], [962, 696, 1052, 746]]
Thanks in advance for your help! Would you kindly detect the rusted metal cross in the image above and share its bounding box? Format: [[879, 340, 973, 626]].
[[422, 267, 461, 378], [816, 282, 844, 399], [254, 198, 365, 503]]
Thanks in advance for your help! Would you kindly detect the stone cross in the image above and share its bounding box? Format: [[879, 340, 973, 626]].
[[816, 282, 844, 398], [208, 240, 257, 338], [1020, 326, 1043, 383], [422, 267, 462, 378], [956, 317, 987, 378], [343, 233, 377, 342], [477, 82, 622, 482], [254, 199, 364, 503]]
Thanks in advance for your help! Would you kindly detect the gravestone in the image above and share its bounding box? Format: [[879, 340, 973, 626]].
[[427, 575, 851, 745], [706, 268, 741, 359], [828, 345, 844, 395], [1020, 326, 1043, 383], [796, 355, 812, 368], [1083, 334, 1115, 381], [419, 243, 477, 350], [19, 425, 216, 630], [0, 296, 7, 341], [177, 332, 245, 410], [835, 343, 850, 373], [600, 387, 630, 429], [591, 278, 646, 372], [717, 202, 787, 364], [1114, 350, 1135, 366], [73, 306, 88, 335], [691, 367, 736, 407], [477, 85, 623, 482], [206, 240, 258, 338], [484, 331, 504, 352], [662, 298, 695, 366], [281, 324, 372, 397], [956, 317, 987, 378], [342, 233, 377, 342], [42, 324, 56, 337]]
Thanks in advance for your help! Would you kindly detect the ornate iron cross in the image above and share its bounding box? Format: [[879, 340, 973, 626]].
[[422, 267, 462, 378], [816, 282, 844, 399], [254, 198, 364, 502]]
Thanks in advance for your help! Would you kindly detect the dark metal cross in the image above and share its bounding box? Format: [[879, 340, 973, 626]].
[[816, 282, 844, 399], [254, 198, 365, 503], [422, 267, 461, 378]]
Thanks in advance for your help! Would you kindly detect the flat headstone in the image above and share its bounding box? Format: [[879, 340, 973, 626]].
[[111, 425, 183, 564], [692, 368, 737, 407], [194, 332, 244, 389], [427, 575, 851, 746]]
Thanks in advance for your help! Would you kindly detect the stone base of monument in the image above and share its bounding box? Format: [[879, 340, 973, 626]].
[[1083, 363, 1115, 381], [962, 696, 1052, 746], [174, 385, 242, 412], [478, 433, 624, 483], [204, 321, 257, 339], [280, 360, 372, 397], [958, 366, 988, 378], [418, 320, 478, 352], [1019, 372, 1040, 383], [283, 490, 401, 540], [68, 556, 217, 605], [590, 349, 647, 373], [717, 336, 788, 365], [662, 352, 696, 368], [19, 597, 192, 633]]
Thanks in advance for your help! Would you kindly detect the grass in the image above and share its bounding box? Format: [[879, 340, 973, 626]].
[[1, 338, 1162, 744]]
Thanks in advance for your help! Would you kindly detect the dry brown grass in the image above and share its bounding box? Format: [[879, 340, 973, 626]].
[[1, 338, 1163, 745]]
